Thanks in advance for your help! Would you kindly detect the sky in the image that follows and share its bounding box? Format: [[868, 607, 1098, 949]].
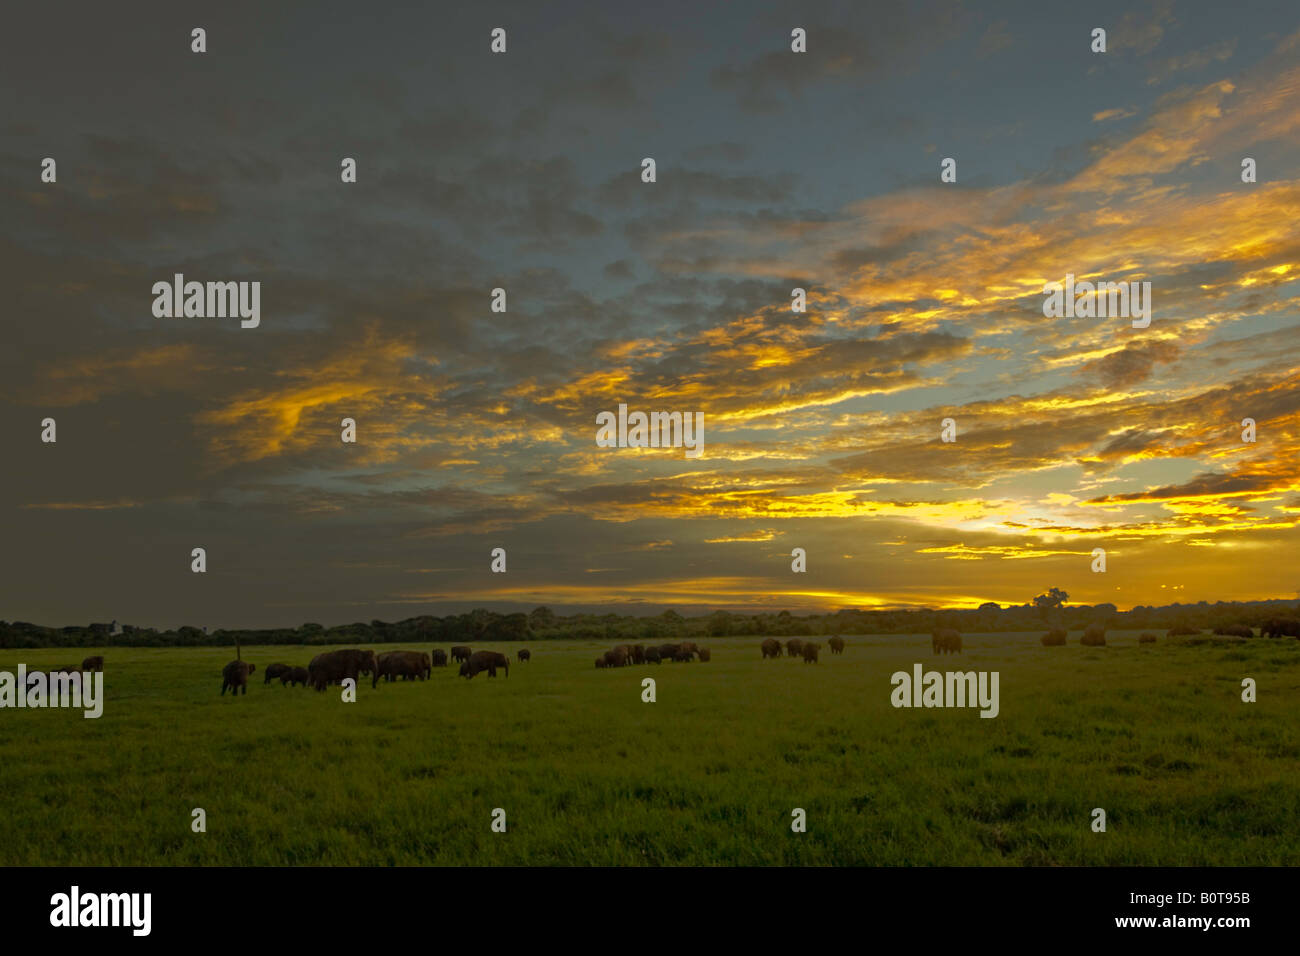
[[2, 0, 1299, 629]]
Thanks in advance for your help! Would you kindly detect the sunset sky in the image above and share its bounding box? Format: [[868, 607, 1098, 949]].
[[3, 1, 1299, 629]]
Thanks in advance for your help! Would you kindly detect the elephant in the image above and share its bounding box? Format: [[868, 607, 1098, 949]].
[[308, 649, 378, 692], [761, 638, 782, 659], [1262, 619, 1300, 638], [374, 650, 431, 687], [221, 660, 255, 696], [678, 642, 698, 655], [282, 666, 310, 687], [264, 662, 292, 684], [81, 655, 104, 672], [697, 648, 711, 662], [595, 656, 607, 669], [517, 649, 531, 663], [431, 649, 449, 667], [451, 645, 472, 663], [1041, 629, 1067, 646], [931, 629, 962, 655], [459, 650, 509, 679], [802, 642, 820, 663], [673, 650, 695, 662], [785, 639, 804, 658], [644, 647, 662, 664], [631, 645, 646, 664], [1080, 625, 1106, 647], [657, 643, 681, 661], [1213, 624, 1253, 638], [827, 636, 845, 655], [605, 647, 629, 667]]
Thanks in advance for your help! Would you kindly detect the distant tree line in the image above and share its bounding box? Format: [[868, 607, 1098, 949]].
[[2, 594, 1298, 648]]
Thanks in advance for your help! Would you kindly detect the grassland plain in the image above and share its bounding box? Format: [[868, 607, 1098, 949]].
[[1, 632, 1297, 866]]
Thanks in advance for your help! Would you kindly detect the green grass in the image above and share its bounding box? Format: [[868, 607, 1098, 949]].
[[2, 631, 1297, 865]]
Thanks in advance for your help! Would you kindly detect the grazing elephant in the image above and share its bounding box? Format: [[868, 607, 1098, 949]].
[[431, 649, 448, 668], [308, 649, 378, 692], [761, 638, 782, 659], [1213, 624, 1253, 638], [653, 643, 678, 662], [673, 650, 695, 662], [931, 629, 962, 655], [264, 662, 292, 684], [785, 639, 804, 658], [631, 644, 646, 664], [81, 655, 104, 672], [460, 650, 509, 679], [827, 636, 845, 655], [374, 650, 431, 687], [595, 656, 608, 669], [282, 666, 310, 687], [802, 642, 820, 663], [605, 647, 629, 668], [644, 647, 662, 664], [221, 660, 255, 696], [1262, 619, 1300, 638], [517, 649, 531, 663], [678, 642, 698, 656], [1080, 625, 1106, 647], [697, 648, 711, 662], [451, 646, 472, 663]]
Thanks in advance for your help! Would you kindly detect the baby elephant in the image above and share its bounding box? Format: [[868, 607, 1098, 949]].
[[81, 655, 104, 672], [221, 660, 255, 696], [264, 662, 292, 684], [281, 666, 310, 687], [517, 649, 531, 663], [802, 643, 820, 663]]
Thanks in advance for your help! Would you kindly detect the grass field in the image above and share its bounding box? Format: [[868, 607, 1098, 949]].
[[2, 632, 1298, 865]]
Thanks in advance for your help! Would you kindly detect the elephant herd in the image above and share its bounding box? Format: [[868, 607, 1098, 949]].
[[1035, 620, 1300, 646], [596, 642, 711, 667], [213, 619, 1300, 695], [760, 637, 843, 661], [222, 645, 528, 696]]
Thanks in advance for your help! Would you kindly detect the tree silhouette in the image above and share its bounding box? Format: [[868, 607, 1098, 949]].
[[1033, 588, 1069, 623]]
